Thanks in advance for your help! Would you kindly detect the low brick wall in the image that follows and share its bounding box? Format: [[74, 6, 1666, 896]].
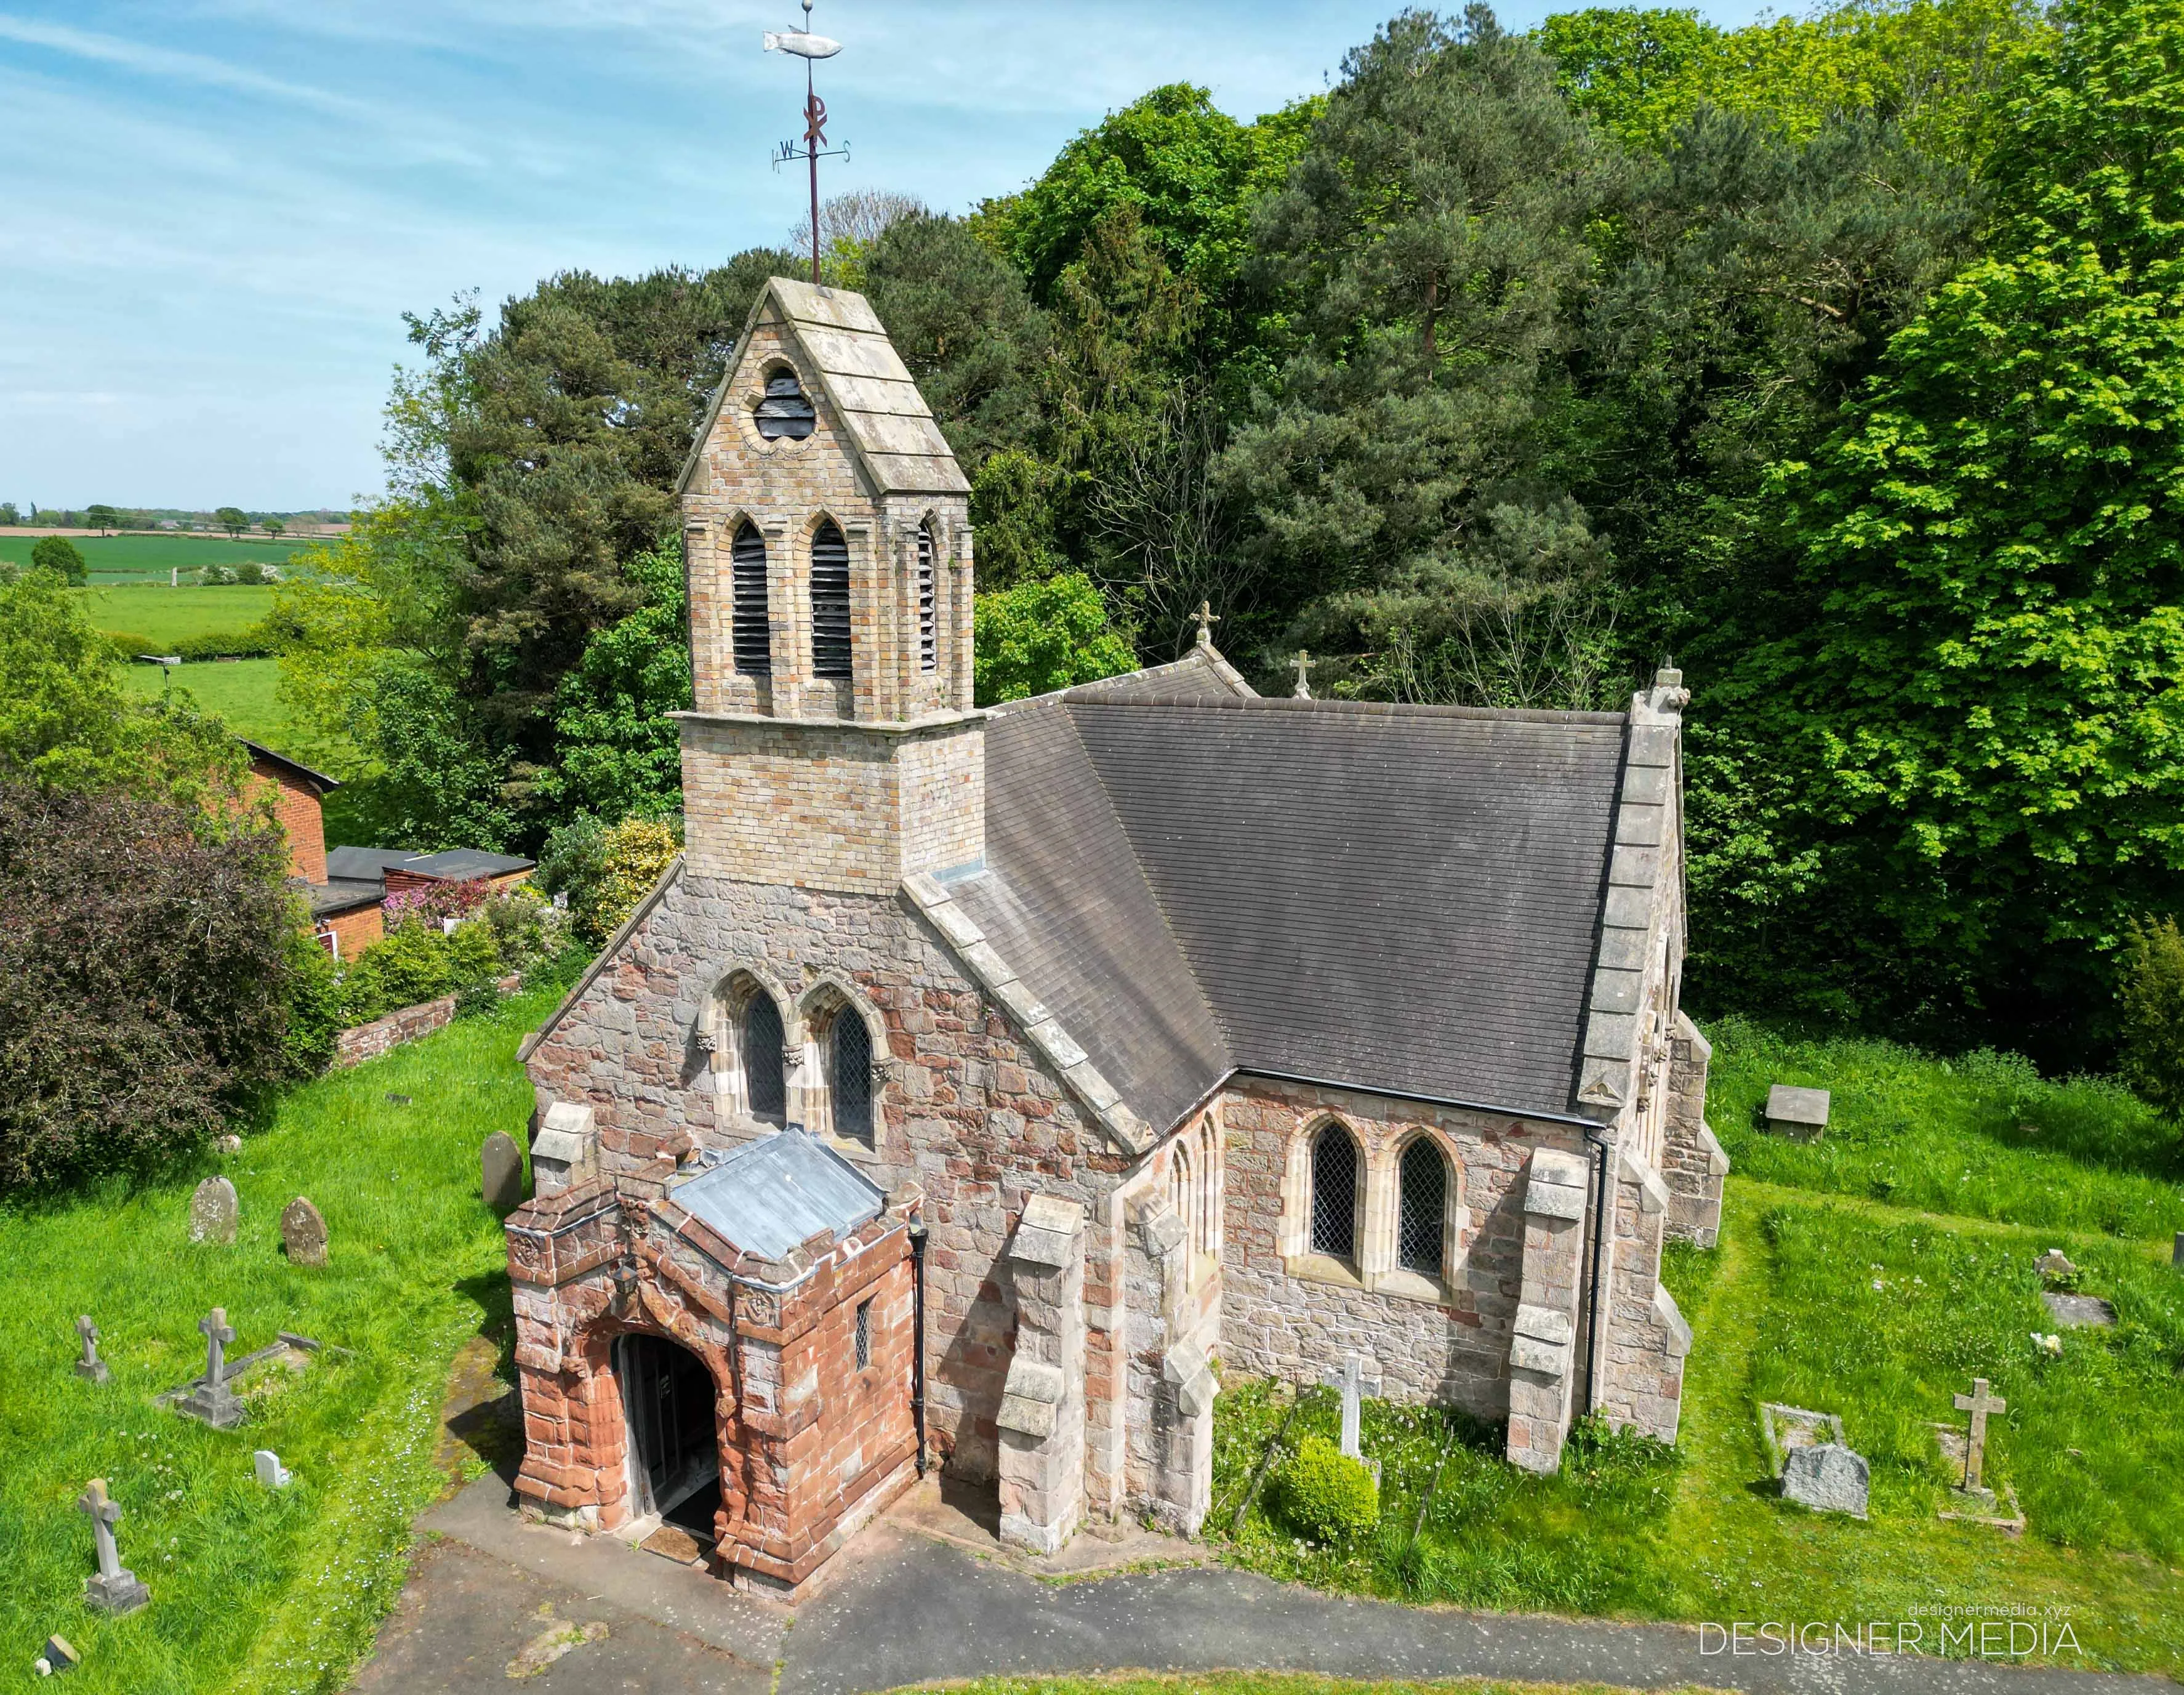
[[335, 996, 457, 1068]]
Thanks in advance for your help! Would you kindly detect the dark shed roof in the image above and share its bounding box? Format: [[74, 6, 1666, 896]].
[[964, 689, 1629, 1125], [241, 738, 339, 793]]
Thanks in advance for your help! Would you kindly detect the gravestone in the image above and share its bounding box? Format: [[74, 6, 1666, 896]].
[[74, 1316, 109, 1384], [1781, 1441, 1868, 1517], [215, 1133, 242, 1154], [2173, 1231, 2182, 1270], [2034, 1247, 2077, 1284], [1320, 1353, 1381, 1460], [280, 1197, 327, 1268], [480, 1132, 524, 1214], [2040, 1291, 2115, 1329], [175, 1308, 244, 1430], [1951, 1376, 2006, 1501], [188, 1177, 238, 1244], [1764, 1085, 1830, 1141], [253, 1449, 293, 1489], [78, 1480, 149, 1614], [35, 1635, 80, 1675]]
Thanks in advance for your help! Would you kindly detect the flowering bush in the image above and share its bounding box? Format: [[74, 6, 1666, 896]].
[[382, 877, 492, 932]]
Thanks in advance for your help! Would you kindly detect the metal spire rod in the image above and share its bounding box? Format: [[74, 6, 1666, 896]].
[[766, 0, 848, 288]]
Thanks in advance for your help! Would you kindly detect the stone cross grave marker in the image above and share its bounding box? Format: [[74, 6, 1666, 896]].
[[1953, 1376, 2006, 1494], [78, 1479, 149, 1614], [281, 1196, 327, 1267], [74, 1315, 109, 1384], [189, 1175, 238, 1244], [480, 1131, 524, 1214], [1320, 1354, 1381, 1459], [176, 1306, 245, 1429]]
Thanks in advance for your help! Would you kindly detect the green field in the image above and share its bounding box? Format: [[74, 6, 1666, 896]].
[[118, 659, 294, 747], [77, 584, 281, 646], [2, 533, 307, 581], [0, 991, 550, 1695]]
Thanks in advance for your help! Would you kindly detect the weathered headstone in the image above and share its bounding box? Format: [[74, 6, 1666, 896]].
[[74, 1316, 108, 1384], [253, 1449, 293, 1489], [1952, 1377, 2006, 1497], [175, 1308, 244, 1429], [2040, 1291, 2115, 1328], [279, 1197, 327, 1268], [77, 1480, 149, 1614], [214, 1133, 243, 1154], [1781, 1441, 1868, 1516], [1319, 1353, 1381, 1460], [1764, 1085, 1831, 1141], [2173, 1231, 2182, 1270], [480, 1132, 524, 1214], [188, 1177, 238, 1244], [2034, 1247, 2077, 1284]]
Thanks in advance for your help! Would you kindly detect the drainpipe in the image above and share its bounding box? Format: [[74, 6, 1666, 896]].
[[907, 1213, 929, 1476], [1580, 1125, 1613, 1420]]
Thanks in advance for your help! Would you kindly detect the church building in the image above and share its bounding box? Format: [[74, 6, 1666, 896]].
[[503, 276, 1729, 1593]]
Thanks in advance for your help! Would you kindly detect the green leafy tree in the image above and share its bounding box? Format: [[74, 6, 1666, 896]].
[[262, 517, 286, 541], [82, 504, 119, 536], [0, 502, 18, 525], [2117, 916, 2184, 1120], [215, 505, 249, 538], [1749, 0, 2184, 1031], [29, 535, 87, 586], [972, 573, 1136, 704]]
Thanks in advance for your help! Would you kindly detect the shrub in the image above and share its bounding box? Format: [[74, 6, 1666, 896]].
[[283, 930, 343, 1076], [2117, 916, 2184, 1121], [382, 876, 492, 931], [336, 922, 456, 1026], [0, 780, 297, 1191], [1277, 1433, 1381, 1544], [201, 563, 239, 585], [539, 814, 682, 946], [233, 561, 267, 586], [972, 572, 1135, 705], [29, 537, 87, 586]]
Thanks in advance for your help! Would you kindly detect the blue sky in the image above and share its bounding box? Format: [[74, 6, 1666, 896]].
[[1, 1, 1777, 511]]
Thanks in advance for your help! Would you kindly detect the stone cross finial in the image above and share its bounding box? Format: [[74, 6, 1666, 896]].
[[1192, 600, 1219, 648], [1953, 1377, 2006, 1491], [1291, 650, 1315, 700], [75, 1315, 108, 1383], [199, 1308, 236, 1388]]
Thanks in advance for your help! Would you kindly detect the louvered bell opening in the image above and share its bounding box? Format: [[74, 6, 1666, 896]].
[[810, 521, 853, 680], [1310, 1127, 1358, 1261], [754, 371, 816, 440], [916, 523, 937, 674], [731, 523, 771, 675], [743, 994, 785, 1122], [830, 1010, 872, 1143], [1398, 1139, 1447, 1275]]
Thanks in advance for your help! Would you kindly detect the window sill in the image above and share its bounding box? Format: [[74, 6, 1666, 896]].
[[1283, 1252, 1365, 1291], [1372, 1267, 1455, 1307]]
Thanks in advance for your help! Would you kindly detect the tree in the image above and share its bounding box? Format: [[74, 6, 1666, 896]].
[[790, 188, 929, 286], [30, 536, 87, 586], [83, 504, 119, 536], [0, 779, 298, 1191], [2116, 916, 2184, 1120], [215, 506, 249, 537], [262, 517, 286, 541], [0, 502, 18, 525], [973, 573, 1136, 704], [1744, 0, 2184, 1038]]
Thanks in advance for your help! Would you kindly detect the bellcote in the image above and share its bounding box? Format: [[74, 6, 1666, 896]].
[[677, 277, 975, 727]]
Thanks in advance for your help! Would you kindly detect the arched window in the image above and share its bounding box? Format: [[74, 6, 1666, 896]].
[[731, 521, 770, 676], [742, 991, 786, 1123], [1309, 1122, 1359, 1262], [1168, 1140, 1194, 1280], [753, 368, 815, 440], [810, 520, 852, 679], [828, 1005, 873, 1145], [1398, 1137, 1448, 1278], [915, 520, 937, 674]]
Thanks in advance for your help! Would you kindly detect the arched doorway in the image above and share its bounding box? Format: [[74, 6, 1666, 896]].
[[615, 1333, 719, 1533]]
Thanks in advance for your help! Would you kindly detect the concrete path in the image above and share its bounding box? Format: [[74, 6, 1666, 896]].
[[348, 1471, 2164, 1695]]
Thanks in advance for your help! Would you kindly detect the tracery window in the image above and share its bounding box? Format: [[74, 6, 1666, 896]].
[[731, 521, 771, 675], [810, 519, 852, 680], [1309, 1122, 1360, 1263], [1398, 1137, 1449, 1278], [753, 368, 816, 440]]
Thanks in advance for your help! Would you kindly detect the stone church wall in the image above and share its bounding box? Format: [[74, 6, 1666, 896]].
[[524, 869, 1134, 1485]]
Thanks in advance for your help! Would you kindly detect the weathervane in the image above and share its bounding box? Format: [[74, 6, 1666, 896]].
[[765, 0, 849, 286]]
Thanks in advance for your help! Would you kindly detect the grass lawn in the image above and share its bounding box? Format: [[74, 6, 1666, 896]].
[[3, 533, 305, 581], [0, 989, 546, 1695], [1212, 1025, 2184, 1675], [75, 584, 282, 647], [117, 659, 294, 747]]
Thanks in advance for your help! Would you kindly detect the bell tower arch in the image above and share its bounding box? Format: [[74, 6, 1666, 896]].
[[675, 278, 982, 892]]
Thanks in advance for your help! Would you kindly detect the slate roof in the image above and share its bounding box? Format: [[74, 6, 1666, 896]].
[[241, 738, 339, 794], [678, 278, 971, 500], [667, 1129, 885, 1263], [324, 846, 535, 883], [950, 675, 1632, 1127]]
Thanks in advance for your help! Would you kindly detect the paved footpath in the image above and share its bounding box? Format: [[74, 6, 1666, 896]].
[[350, 1473, 2164, 1695]]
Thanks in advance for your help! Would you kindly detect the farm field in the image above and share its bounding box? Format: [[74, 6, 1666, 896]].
[[118, 658, 295, 748], [78, 584, 279, 646], [2, 532, 305, 581]]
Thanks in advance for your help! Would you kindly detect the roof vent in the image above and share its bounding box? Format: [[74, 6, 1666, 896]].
[[755, 369, 816, 440]]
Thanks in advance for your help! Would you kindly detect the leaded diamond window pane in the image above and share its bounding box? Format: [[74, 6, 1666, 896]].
[[810, 521, 853, 679], [1399, 1139, 1447, 1276], [744, 994, 785, 1122], [1310, 1126, 1357, 1260], [731, 522, 771, 675], [831, 1007, 872, 1143]]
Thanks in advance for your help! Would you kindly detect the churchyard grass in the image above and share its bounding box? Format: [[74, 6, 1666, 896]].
[[74, 583, 282, 647], [1706, 1015, 2184, 1237], [0, 988, 548, 1695], [1, 533, 304, 580]]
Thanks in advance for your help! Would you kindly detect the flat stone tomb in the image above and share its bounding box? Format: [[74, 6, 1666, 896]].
[[1781, 1442, 1868, 1518], [1758, 1401, 1845, 1475], [2040, 1290, 2116, 1329], [79, 1479, 150, 1614], [1764, 1085, 1829, 1140]]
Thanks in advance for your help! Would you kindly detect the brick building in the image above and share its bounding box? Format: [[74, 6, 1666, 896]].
[[505, 277, 1728, 1592]]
